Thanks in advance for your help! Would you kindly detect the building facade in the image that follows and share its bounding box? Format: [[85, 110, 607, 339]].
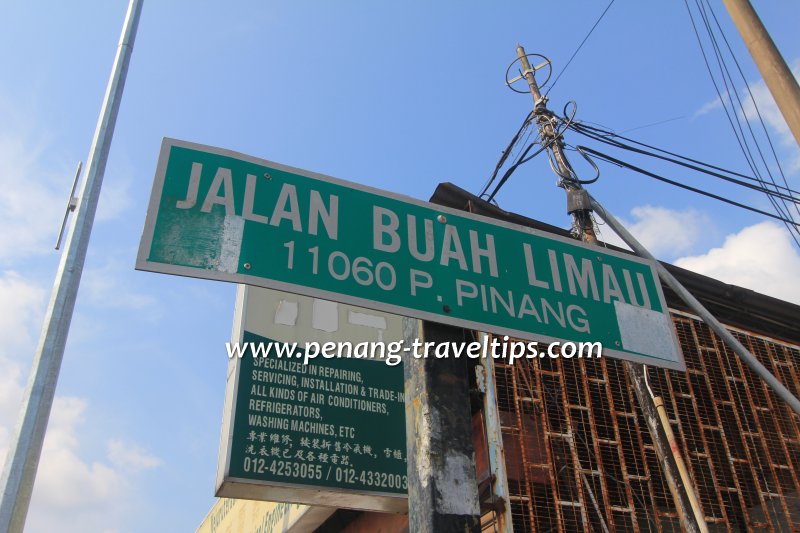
[[200, 184, 800, 533]]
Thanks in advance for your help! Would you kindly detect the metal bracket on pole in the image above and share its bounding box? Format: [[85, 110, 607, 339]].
[[566, 188, 591, 214], [55, 161, 82, 250]]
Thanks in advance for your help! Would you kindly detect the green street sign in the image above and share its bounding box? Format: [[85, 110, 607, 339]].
[[138, 138, 683, 369], [223, 332, 407, 506], [216, 286, 408, 511]]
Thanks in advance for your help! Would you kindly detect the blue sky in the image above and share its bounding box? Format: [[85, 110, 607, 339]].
[[0, 2, 798, 531]]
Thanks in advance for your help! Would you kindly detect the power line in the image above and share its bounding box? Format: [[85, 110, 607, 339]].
[[569, 122, 800, 203], [694, 0, 789, 214], [486, 142, 551, 202], [683, 0, 799, 240], [480, 111, 533, 198], [570, 122, 800, 194], [480, 97, 800, 248], [701, 0, 798, 220], [480, 110, 800, 224], [545, 0, 615, 96], [570, 120, 800, 245], [684, 0, 756, 174], [579, 145, 800, 243], [620, 116, 686, 134]]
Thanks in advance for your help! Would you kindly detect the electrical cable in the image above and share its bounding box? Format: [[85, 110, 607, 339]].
[[701, 0, 799, 221], [483, 105, 580, 202], [569, 122, 800, 197], [693, 0, 795, 229], [620, 116, 686, 134], [480, 111, 534, 198], [545, 0, 616, 96], [684, 0, 799, 245], [572, 120, 800, 247], [684, 0, 759, 175], [579, 145, 800, 241], [486, 142, 551, 202], [569, 123, 800, 203], [509, 123, 538, 170]]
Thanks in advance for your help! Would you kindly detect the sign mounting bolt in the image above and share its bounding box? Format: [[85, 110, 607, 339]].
[[437, 214, 446, 223], [243, 263, 252, 270]]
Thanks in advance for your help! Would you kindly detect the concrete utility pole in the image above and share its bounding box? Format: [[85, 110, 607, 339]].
[[723, 0, 800, 147], [403, 319, 481, 533], [514, 44, 707, 533], [0, 1, 143, 531]]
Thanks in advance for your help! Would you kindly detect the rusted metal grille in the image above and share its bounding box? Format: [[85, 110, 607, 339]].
[[492, 311, 800, 532]]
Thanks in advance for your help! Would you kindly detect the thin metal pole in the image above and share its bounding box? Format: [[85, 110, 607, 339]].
[[478, 341, 514, 533], [0, 1, 143, 530], [590, 196, 800, 418]]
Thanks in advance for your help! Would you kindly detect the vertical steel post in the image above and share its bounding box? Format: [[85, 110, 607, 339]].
[[403, 319, 481, 533], [0, 1, 143, 531]]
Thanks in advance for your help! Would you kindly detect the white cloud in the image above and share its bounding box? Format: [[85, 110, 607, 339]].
[[96, 174, 133, 222], [598, 205, 712, 259], [28, 397, 125, 512], [739, 60, 800, 171], [0, 357, 24, 449], [0, 271, 42, 448], [0, 94, 133, 265], [740, 60, 799, 147], [694, 59, 800, 172], [108, 439, 162, 473], [82, 258, 159, 313], [0, 375, 162, 533], [0, 271, 156, 532], [675, 221, 800, 305], [0, 271, 45, 357], [0, 389, 126, 532], [693, 96, 723, 119], [0, 121, 65, 263]]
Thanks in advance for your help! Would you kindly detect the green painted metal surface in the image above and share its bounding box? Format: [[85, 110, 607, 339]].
[[228, 331, 406, 494], [138, 138, 683, 369]]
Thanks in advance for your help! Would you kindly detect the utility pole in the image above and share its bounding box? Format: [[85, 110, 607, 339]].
[[514, 46, 597, 243], [403, 319, 481, 533], [722, 0, 800, 146], [514, 45, 707, 533], [0, 1, 143, 531]]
